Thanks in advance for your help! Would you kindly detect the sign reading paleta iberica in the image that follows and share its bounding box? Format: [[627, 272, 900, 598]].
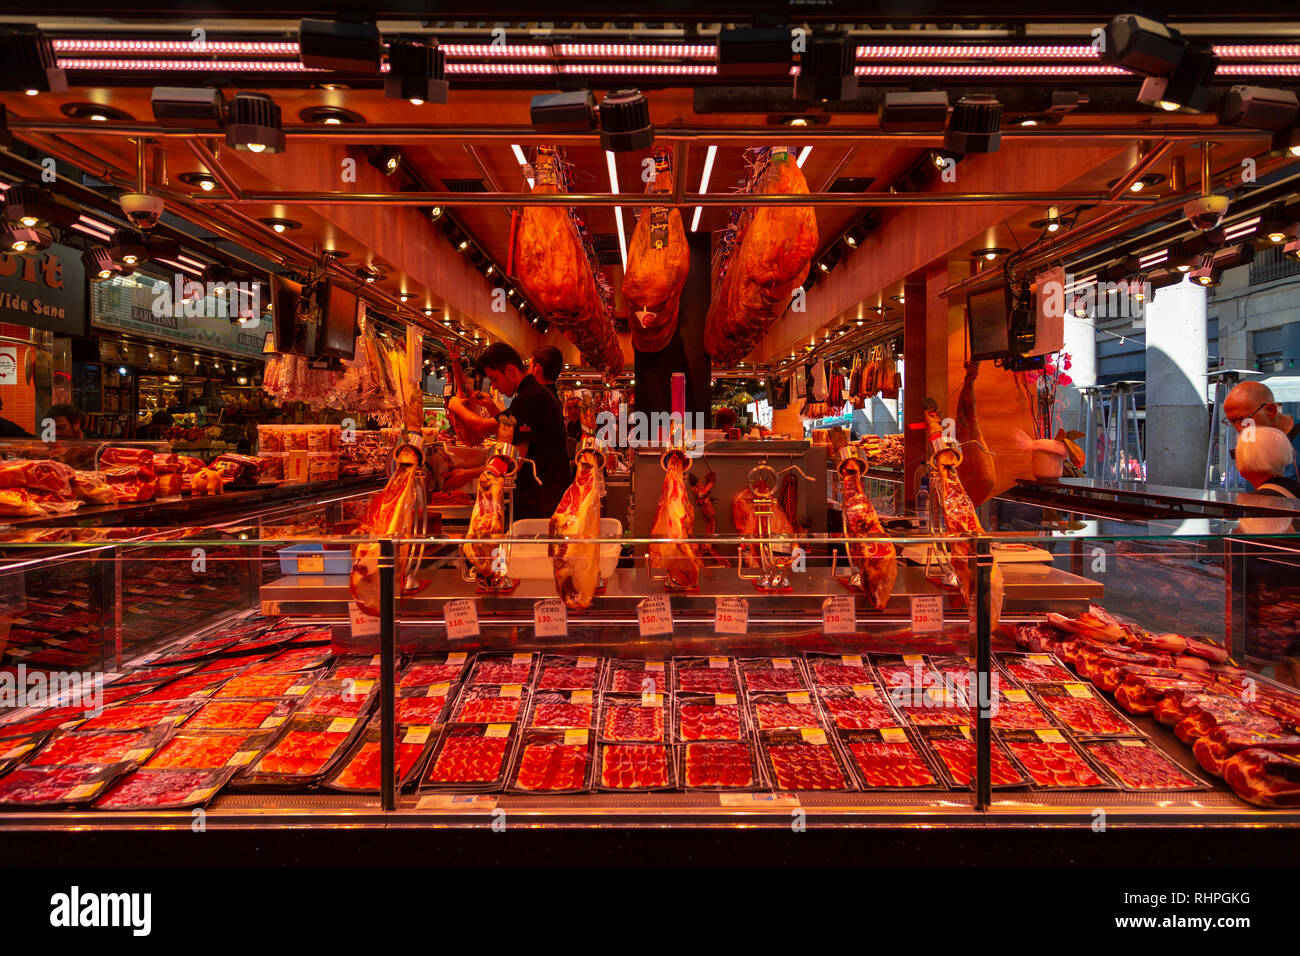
[[0, 242, 89, 337]]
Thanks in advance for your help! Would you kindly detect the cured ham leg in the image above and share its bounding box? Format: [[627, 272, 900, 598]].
[[463, 417, 516, 589], [550, 444, 604, 609], [446, 345, 498, 447], [349, 461, 420, 617], [839, 456, 898, 610], [952, 361, 996, 506], [688, 470, 727, 567], [649, 451, 700, 589], [924, 399, 1004, 627], [623, 149, 689, 354]]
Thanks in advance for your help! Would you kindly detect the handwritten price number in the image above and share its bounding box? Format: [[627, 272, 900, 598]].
[[822, 595, 855, 635], [715, 597, 748, 635], [444, 599, 479, 640], [534, 599, 567, 638]]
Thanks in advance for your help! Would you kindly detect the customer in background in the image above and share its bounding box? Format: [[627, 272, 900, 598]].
[[45, 404, 84, 440], [1224, 381, 1299, 480], [1235, 425, 1300, 501], [715, 406, 739, 440], [529, 346, 564, 404]]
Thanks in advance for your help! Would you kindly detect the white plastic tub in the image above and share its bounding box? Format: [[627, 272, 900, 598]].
[[505, 518, 623, 580]]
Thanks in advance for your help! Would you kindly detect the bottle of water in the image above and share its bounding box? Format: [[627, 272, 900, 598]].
[[915, 478, 930, 531]]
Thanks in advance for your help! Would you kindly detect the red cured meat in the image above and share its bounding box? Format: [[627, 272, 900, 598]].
[[245, 648, 332, 674], [1001, 656, 1074, 683], [131, 676, 226, 703], [333, 664, 380, 682], [1039, 695, 1132, 736], [754, 700, 822, 731], [744, 669, 807, 692], [396, 695, 449, 724], [823, 696, 897, 730], [31, 730, 153, 766], [0, 708, 88, 736], [402, 663, 464, 687], [94, 769, 226, 809], [876, 663, 940, 689], [611, 669, 665, 693], [684, 742, 754, 788], [536, 666, 599, 691], [603, 703, 664, 742], [331, 740, 424, 790], [600, 744, 669, 788], [847, 741, 937, 788], [428, 736, 510, 783], [929, 738, 1023, 787], [0, 764, 111, 804], [456, 697, 521, 723], [1084, 740, 1204, 790], [991, 700, 1055, 730], [1005, 740, 1106, 788], [300, 691, 373, 719], [471, 662, 531, 685], [148, 734, 253, 769], [79, 703, 190, 732], [188, 701, 279, 730], [514, 743, 589, 791], [1174, 700, 1282, 744], [253, 731, 349, 776], [529, 703, 594, 729], [677, 669, 736, 694], [678, 703, 742, 741], [1223, 748, 1300, 807], [812, 663, 874, 686], [216, 673, 301, 698], [895, 697, 972, 727], [767, 744, 848, 790]]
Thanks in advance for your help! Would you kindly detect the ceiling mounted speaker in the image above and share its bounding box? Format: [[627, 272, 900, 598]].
[[298, 18, 383, 73], [151, 87, 226, 129]]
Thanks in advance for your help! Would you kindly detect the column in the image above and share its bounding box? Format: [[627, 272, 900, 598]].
[[1144, 277, 1208, 488], [1062, 310, 1097, 472]]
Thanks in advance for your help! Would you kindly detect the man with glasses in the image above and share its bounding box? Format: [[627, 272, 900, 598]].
[[1223, 381, 1299, 482]]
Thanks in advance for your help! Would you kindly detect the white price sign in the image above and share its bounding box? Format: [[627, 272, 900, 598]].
[[714, 597, 748, 635], [638, 595, 673, 637], [349, 603, 380, 639], [533, 599, 567, 638], [910, 594, 945, 634], [822, 595, 856, 635], [443, 599, 479, 640]]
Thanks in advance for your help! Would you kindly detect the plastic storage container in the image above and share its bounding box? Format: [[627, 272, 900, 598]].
[[505, 518, 622, 581], [277, 543, 353, 575]]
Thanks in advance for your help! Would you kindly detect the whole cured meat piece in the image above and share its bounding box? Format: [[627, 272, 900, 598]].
[[1222, 748, 1300, 807], [648, 452, 701, 590], [839, 457, 897, 610], [705, 150, 818, 365], [600, 744, 670, 789], [623, 149, 689, 353], [688, 471, 728, 567], [463, 420, 516, 586], [513, 148, 623, 375], [349, 459, 420, 616], [951, 361, 996, 506], [684, 742, 754, 788], [1193, 727, 1300, 777], [847, 740, 937, 788], [446, 345, 499, 446], [1174, 699, 1282, 744], [550, 444, 604, 609]]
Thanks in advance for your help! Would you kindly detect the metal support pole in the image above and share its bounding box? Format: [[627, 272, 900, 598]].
[[379, 538, 397, 811], [974, 539, 993, 812]]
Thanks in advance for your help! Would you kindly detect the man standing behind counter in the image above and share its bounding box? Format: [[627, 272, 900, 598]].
[[1224, 381, 1299, 483]]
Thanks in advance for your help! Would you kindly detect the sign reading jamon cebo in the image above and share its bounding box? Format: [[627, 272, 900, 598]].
[[0, 242, 89, 337]]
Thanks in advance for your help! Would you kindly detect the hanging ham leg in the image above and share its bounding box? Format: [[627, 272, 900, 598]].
[[349, 459, 421, 617], [550, 445, 604, 609], [840, 461, 898, 610], [446, 345, 498, 447], [649, 451, 701, 589], [462, 417, 516, 587], [924, 399, 1004, 627], [623, 149, 689, 354], [689, 470, 727, 567], [952, 361, 997, 506]]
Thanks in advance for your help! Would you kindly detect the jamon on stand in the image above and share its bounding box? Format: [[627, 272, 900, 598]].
[[462, 417, 520, 591], [445, 345, 499, 447], [704, 148, 818, 365], [550, 437, 605, 609], [648, 449, 701, 589], [923, 398, 1004, 628], [951, 361, 996, 507], [622, 148, 689, 353], [836, 444, 897, 610], [513, 147, 623, 375]]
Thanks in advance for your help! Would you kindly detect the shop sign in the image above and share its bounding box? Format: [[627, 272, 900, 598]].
[[0, 242, 88, 336], [91, 271, 266, 358]]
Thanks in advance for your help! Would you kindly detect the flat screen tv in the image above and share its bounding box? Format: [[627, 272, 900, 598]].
[[966, 284, 1014, 361], [269, 274, 304, 354], [317, 280, 359, 359]]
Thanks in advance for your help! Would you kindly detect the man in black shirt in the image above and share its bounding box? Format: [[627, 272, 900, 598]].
[[470, 343, 571, 521]]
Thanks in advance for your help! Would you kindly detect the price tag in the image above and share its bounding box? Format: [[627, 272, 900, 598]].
[[1004, 689, 1030, 703], [287, 685, 309, 696], [444, 599, 479, 640], [645, 661, 665, 673], [708, 656, 730, 669], [1064, 683, 1092, 699], [640, 692, 663, 708], [1028, 654, 1054, 664], [297, 553, 325, 573], [852, 684, 877, 698], [577, 656, 598, 668], [66, 783, 102, 800], [772, 658, 794, 670], [327, 717, 357, 734], [841, 655, 863, 667], [909, 595, 944, 635], [499, 684, 523, 698], [226, 750, 257, 767], [427, 683, 451, 698], [511, 653, 532, 666], [125, 748, 153, 763], [349, 603, 380, 639], [351, 680, 375, 695], [371, 655, 382, 665], [564, 729, 589, 746], [447, 653, 468, 665], [957, 725, 972, 739], [714, 596, 748, 635], [880, 727, 909, 743], [1119, 739, 1146, 747], [822, 595, 855, 635], [787, 692, 811, 704], [903, 654, 924, 664], [715, 693, 738, 705], [1035, 729, 1067, 743], [260, 715, 285, 729], [184, 787, 217, 804], [638, 595, 673, 637], [403, 726, 432, 745], [571, 690, 593, 704], [485, 724, 511, 738], [534, 599, 567, 638], [800, 729, 828, 745], [0, 743, 32, 760]]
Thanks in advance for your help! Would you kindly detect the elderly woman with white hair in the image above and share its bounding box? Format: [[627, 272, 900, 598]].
[[1236, 425, 1300, 500]]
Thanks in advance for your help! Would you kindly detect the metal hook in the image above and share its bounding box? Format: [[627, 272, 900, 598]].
[[776, 463, 817, 483]]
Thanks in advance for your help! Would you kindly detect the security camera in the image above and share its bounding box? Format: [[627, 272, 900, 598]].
[[119, 192, 165, 230], [1183, 194, 1229, 231]]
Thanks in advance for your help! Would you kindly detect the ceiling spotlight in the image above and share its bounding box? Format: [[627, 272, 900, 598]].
[[1098, 14, 1187, 76], [385, 39, 448, 105], [1218, 86, 1300, 131], [225, 92, 285, 154], [108, 229, 148, 267], [3, 184, 78, 230], [878, 90, 949, 132], [0, 26, 66, 93], [1190, 263, 1220, 287], [368, 146, 403, 176], [298, 18, 382, 73], [929, 149, 961, 171], [428, 205, 444, 221], [1046, 206, 1061, 233], [794, 32, 857, 102], [1137, 43, 1218, 114], [259, 217, 301, 234], [457, 240, 469, 252], [1019, 119, 1040, 127], [399, 292, 415, 302], [973, 247, 1009, 261], [1109, 173, 1166, 193], [599, 89, 654, 152], [422, 307, 434, 316], [60, 102, 132, 123], [82, 247, 117, 281], [945, 94, 1003, 155], [3, 226, 50, 254], [298, 106, 366, 126], [178, 172, 219, 192], [530, 90, 597, 133]]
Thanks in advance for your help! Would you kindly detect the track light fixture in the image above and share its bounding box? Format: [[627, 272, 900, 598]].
[[385, 39, 448, 105], [108, 229, 148, 268], [82, 247, 118, 282], [0, 25, 66, 93], [1099, 14, 1217, 114], [599, 89, 654, 152], [2, 227, 51, 254], [367, 146, 403, 176], [3, 184, 78, 230], [225, 93, 285, 154], [945, 94, 1003, 156], [151, 87, 226, 129], [793, 32, 857, 102]]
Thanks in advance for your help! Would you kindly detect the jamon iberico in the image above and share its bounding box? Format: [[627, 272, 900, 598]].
[[838, 450, 898, 610], [463, 418, 515, 588], [550, 442, 604, 609], [622, 149, 689, 353], [648, 450, 700, 590]]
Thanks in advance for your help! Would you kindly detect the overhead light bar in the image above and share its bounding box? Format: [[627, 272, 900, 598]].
[[607, 151, 627, 269], [509, 144, 535, 189], [1224, 215, 1262, 242], [690, 144, 717, 233], [796, 146, 812, 168], [298, 18, 382, 73]]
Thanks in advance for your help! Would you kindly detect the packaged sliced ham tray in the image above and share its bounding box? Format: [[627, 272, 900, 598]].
[[839, 728, 945, 790], [988, 687, 1058, 731], [235, 715, 363, 787], [673, 656, 737, 694], [395, 685, 455, 725], [27, 725, 173, 771], [1031, 682, 1142, 737], [296, 679, 378, 720], [870, 653, 941, 693], [451, 684, 528, 724], [145, 729, 275, 771], [998, 730, 1116, 790], [400, 653, 469, 690], [999, 652, 1075, 685], [324, 720, 434, 792], [534, 655, 604, 691], [737, 657, 808, 693], [679, 740, 765, 791], [525, 690, 597, 730], [0, 732, 48, 776], [597, 742, 675, 791], [76, 698, 203, 733], [94, 766, 239, 810], [466, 652, 536, 688], [760, 731, 855, 791], [892, 686, 972, 728], [507, 728, 595, 794], [1081, 738, 1211, 791], [606, 658, 670, 694], [421, 723, 517, 792], [184, 698, 295, 731], [917, 725, 1029, 789], [817, 685, 902, 731], [599, 694, 667, 742], [804, 653, 875, 688], [749, 692, 825, 732], [676, 694, 748, 741], [0, 762, 131, 808]]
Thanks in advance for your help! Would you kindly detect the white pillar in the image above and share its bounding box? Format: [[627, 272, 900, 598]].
[[1144, 277, 1208, 488], [1063, 314, 1097, 388]]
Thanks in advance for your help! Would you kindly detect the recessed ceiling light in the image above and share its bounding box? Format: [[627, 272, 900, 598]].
[[298, 106, 366, 126], [973, 247, 1010, 261], [259, 217, 301, 233], [60, 102, 133, 122], [178, 172, 219, 192]]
